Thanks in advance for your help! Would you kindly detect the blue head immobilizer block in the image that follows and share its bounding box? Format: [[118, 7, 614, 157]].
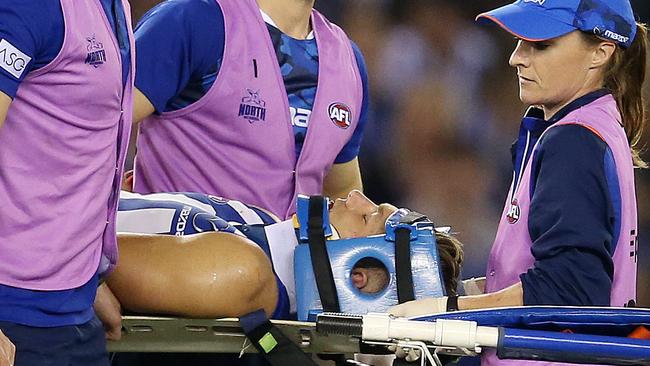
[[294, 196, 446, 321]]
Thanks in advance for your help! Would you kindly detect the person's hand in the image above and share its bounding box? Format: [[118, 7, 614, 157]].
[[121, 170, 134, 192], [389, 297, 449, 318], [94, 283, 123, 341], [388, 297, 450, 362], [390, 344, 422, 363], [0, 329, 15, 366], [462, 277, 486, 295]]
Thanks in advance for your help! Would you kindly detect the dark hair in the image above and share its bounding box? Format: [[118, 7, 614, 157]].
[[590, 23, 649, 168], [434, 231, 464, 296]]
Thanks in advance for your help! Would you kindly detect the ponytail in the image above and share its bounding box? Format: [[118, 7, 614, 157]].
[[602, 22, 648, 168]]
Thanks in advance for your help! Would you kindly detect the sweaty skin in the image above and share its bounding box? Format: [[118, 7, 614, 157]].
[[107, 233, 278, 318]]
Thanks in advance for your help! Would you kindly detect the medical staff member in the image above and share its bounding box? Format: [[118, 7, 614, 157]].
[[391, 0, 646, 365], [130, 0, 370, 219], [0, 1, 134, 365]]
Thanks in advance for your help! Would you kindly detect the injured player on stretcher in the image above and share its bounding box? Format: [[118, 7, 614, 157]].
[[95, 189, 463, 338]]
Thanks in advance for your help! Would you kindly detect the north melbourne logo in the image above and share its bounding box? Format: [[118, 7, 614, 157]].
[[0, 39, 31, 79], [238, 89, 267, 123], [85, 34, 106, 68]]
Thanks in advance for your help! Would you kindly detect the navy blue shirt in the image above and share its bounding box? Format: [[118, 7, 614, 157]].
[[513, 90, 620, 306], [0, 0, 131, 327], [0, 0, 130, 99], [134, 0, 369, 163]]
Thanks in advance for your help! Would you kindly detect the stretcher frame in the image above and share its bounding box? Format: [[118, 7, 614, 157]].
[[107, 316, 360, 355], [108, 307, 650, 366]]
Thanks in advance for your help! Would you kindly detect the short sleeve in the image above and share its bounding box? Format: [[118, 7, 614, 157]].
[[0, 0, 63, 98], [134, 0, 225, 113], [334, 41, 370, 164]]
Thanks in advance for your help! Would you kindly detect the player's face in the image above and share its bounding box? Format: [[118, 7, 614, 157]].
[[329, 190, 398, 239], [509, 31, 601, 117]]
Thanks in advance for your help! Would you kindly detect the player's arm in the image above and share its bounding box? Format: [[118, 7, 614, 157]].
[[133, 87, 155, 124], [323, 41, 369, 199], [323, 158, 363, 199], [0, 92, 10, 129]]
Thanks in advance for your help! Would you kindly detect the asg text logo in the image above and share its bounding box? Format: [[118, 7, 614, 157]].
[[523, 0, 546, 5], [0, 39, 31, 79]]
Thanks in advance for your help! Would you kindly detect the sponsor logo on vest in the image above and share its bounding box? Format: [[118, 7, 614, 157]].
[[239, 89, 267, 123], [523, 0, 546, 5], [175, 205, 192, 236], [328, 102, 352, 129], [85, 34, 106, 68], [506, 199, 520, 224], [0, 39, 32, 79]]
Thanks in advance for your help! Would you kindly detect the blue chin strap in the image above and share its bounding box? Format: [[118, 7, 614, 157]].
[[294, 195, 446, 321]]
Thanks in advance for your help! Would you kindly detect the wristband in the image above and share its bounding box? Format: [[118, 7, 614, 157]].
[[446, 295, 459, 312]]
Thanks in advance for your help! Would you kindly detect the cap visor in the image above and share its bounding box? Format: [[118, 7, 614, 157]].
[[476, 3, 576, 42]]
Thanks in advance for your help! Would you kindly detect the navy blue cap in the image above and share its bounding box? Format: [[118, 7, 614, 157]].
[[476, 0, 637, 48]]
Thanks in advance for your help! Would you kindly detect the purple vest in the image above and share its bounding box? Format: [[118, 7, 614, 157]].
[[0, 0, 134, 290], [134, 0, 362, 219], [483, 95, 637, 366]]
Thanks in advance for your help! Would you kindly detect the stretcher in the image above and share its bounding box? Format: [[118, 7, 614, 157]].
[[107, 316, 359, 355], [108, 306, 650, 366]]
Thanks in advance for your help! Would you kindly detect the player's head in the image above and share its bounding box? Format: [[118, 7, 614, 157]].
[[477, 0, 647, 166], [350, 231, 463, 296], [325, 191, 464, 295]]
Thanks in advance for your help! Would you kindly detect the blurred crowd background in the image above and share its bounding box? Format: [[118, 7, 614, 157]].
[[129, 0, 650, 306]]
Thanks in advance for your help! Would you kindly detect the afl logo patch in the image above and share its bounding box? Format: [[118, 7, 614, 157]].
[[506, 199, 520, 224], [328, 103, 352, 129]]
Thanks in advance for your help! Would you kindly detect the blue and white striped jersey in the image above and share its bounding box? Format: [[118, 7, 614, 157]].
[[117, 191, 279, 236], [117, 190, 296, 316]]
